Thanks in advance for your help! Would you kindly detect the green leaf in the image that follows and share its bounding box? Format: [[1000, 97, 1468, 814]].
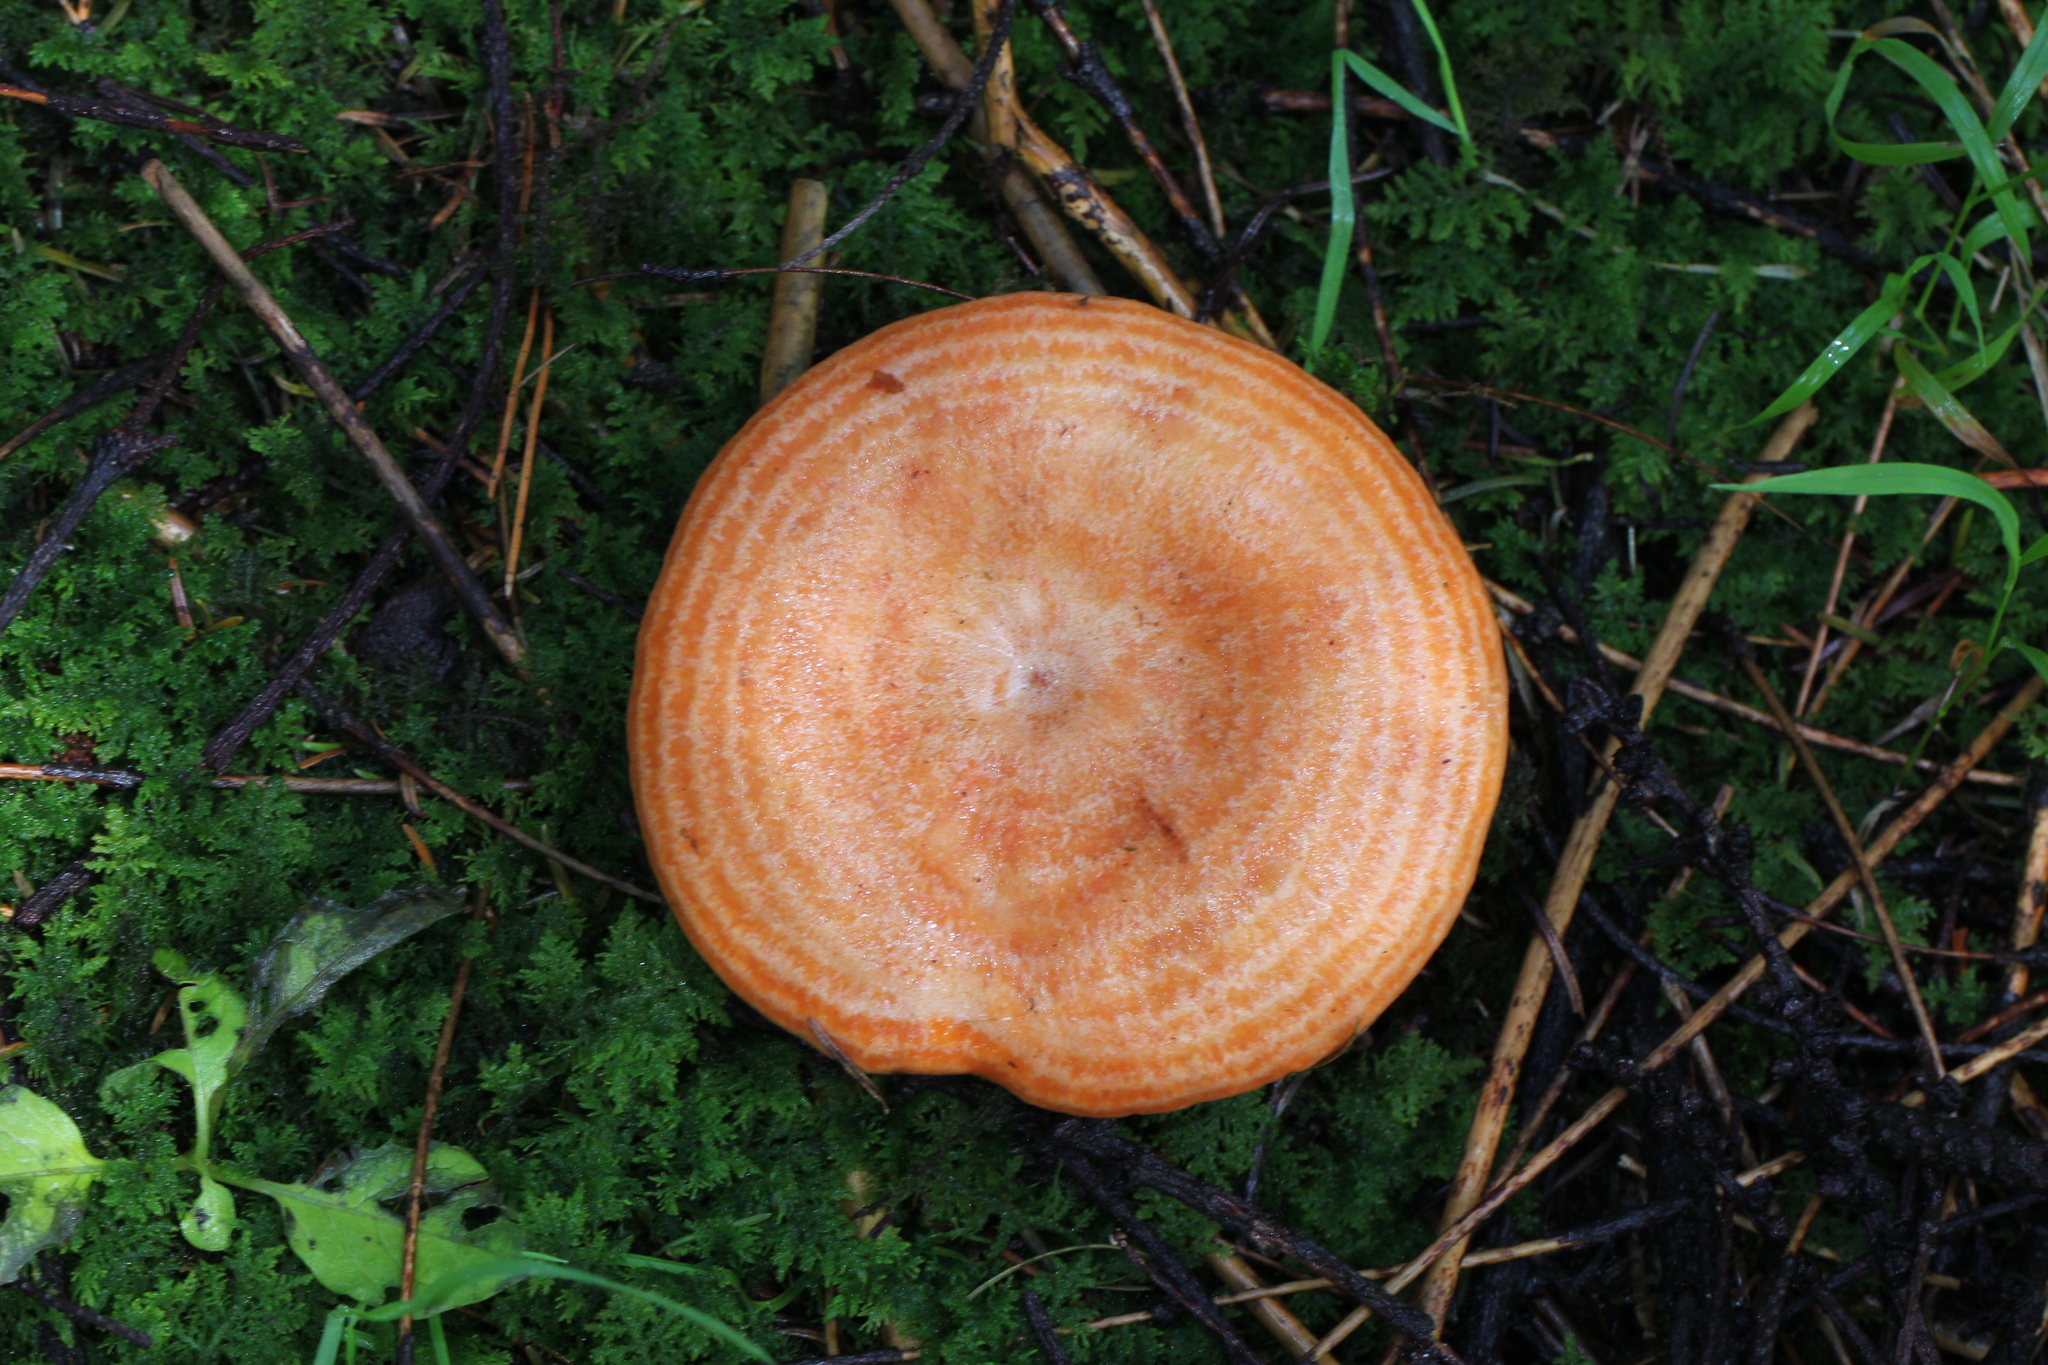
[[1933, 315, 2027, 391], [1896, 347, 2016, 467], [1338, 50, 1461, 135], [232, 888, 465, 1071], [1404, 0, 1469, 141], [363, 1257, 772, 1360], [2020, 532, 2048, 568], [1741, 273, 1909, 425], [2015, 642, 2048, 682], [1311, 51, 1359, 355], [1826, 37, 2030, 257], [1988, 15, 2048, 141], [1721, 463, 2020, 594], [145, 953, 249, 1248], [217, 1143, 524, 1309], [0, 1087, 104, 1283]]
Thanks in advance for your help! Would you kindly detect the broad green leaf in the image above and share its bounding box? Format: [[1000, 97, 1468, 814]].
[[0, 1087, 104, 1282], [181, 1172, 235, 1252], [1742, 273, 1909, 425], [1989, 15, 2048, 141], [233, 888, 465, 1071], [146, 952, 250, 1248], [2016, 642, 2048, 683], [218, 1143, 523, 1310], [1896, 347, 2016, 466], [1723, 463, 2020, 594], [363, 1257, 772, 1360]]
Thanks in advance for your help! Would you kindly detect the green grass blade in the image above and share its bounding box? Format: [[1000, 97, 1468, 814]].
[[362, 1258, 772, 1361], [312, 1306, 353, 1365], [2019, 532, 2048, 568], [1719, 462, 2020, 589], [1824, 44, 1965, 164], [1896, 346, 2017, 468], [1740, 274, 1908, 426], [1309, 51, 1356, 354], [1989, 15, 2048, 141], [1339, 50, 1461, 135], [2016, 643, 2048, 682], [1867, 38, 2031, 260], [1934, 314, 2027, 390], [1405, 0, 1468, 140]]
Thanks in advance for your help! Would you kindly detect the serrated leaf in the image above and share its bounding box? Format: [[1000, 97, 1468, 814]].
[[233, 888, 465, 1071], [217, 1143, 523, 1309], [0, 1086, 104, 1283]]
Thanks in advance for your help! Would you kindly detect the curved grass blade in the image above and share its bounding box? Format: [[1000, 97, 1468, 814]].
[[1405, 0, 1468, 140], [1741, 273, 1909, 426], [1896, 347, 2016, 467], [1720, 462, 2020, 594], [1824, 42, 1965, 165], [1934, 313, 2028, 391], [1337, 51, 1461, 135], [1989, 14, 2048, 141], [361, 1258, 771, 1360], [1309, 51, 1358, 354]]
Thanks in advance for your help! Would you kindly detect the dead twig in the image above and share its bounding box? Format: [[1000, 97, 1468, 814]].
[[142, 158, 527, 669], [969, 0, 1196, 316], [1738, 651, 1946, 1078], [0, 81, 304, 151], [296, 682, 661, 904], [1414, 402, 1816, 1329], [762, 180, 831, 402], [395, 954, 473, 1365], [886, 0, 1104, 296]]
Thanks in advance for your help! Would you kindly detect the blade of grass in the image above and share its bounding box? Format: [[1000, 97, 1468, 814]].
[[1988, 12, 2048, 139], [1896, 346, 2018, 466]]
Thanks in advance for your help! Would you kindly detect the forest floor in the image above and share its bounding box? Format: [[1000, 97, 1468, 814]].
[[9, 1, 2048, 1362]]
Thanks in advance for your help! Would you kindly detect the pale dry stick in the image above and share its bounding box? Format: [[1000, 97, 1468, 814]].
[[1138, 0, 1224, 239], [1091, 1209, 1700, 1333], [762, 180, 830, 402], [1795, 384, 1900, 716], [490, 290, 542, 490], [1484, 581, 2020, 788], [503, 305, 556, 604], [1205, 1252, 1336, 1363], [886, 0, 1105, 296], [396, 954, 474, 1365], [1489, 959, 1637, 1180], [141, 160, 527, 669], [1740, 654, 1947, 1079], [1807, 492, 1968, 719], [970, 0, 1198, 316], [1412, 402, 1818, 1331], [1903, 1010, 2048, 1103], [1634, 673, 2041, 1081]]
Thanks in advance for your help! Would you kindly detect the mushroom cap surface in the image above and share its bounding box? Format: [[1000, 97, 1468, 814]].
[[629, 293, 1507, 1116]]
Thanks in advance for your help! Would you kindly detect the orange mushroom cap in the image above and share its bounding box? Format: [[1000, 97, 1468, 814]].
[[629, 293, 1507, 1117]]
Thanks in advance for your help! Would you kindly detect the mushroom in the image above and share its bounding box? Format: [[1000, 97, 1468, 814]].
[[629, 293, 1507, 1116]]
